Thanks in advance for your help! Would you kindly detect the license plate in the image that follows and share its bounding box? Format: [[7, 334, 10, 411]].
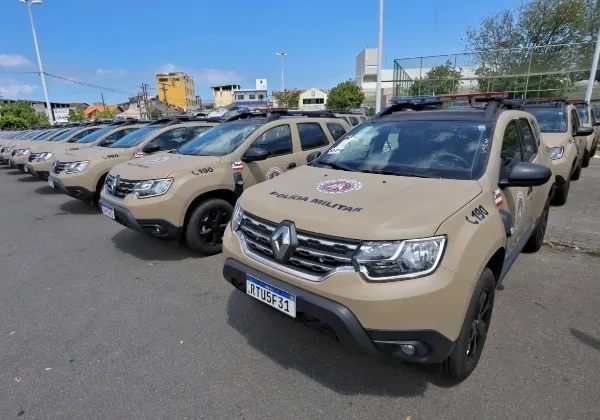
[[100, 203, 115, 220], [24, 166, 29, 173], [48, 178, 54, 188], [246, 275, 296, 318]]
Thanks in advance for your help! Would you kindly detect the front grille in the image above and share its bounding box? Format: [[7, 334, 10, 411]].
[[28, 153, 40, 162], [0, 146, 8, 153], [52, 161, 67, 174], [239, 212, 359, 277], [105, 174, 137, 199]]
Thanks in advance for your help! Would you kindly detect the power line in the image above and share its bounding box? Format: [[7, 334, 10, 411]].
[[43, 73, 137, 96]]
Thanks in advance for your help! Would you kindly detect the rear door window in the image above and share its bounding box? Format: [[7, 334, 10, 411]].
[[252, 124, 293, 156]]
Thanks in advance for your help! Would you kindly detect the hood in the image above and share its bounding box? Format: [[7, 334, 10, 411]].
[[30, 141, 78, 154], [240, 166, 482, 240], [541, 133, 569, 148], [60, 146, 131, 161], [110, 153, 222, 179]]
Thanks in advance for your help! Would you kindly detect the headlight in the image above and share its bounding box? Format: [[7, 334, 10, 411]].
[[133, 178, 173, 198], [38, 152, 54, 161], [63, 160, 89, 174], [353, 236, 446, 281], [547, 146, 564, 160], [231, 201, 244, 231], [15, 148, 30, 156]]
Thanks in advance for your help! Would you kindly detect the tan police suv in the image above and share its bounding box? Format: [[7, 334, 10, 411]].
[[25, 119, 147, 180], [221, 94, 554, 381], [98, 111, 351, 254], [573, 101, 600, 167], [48, 118, 219, 204], [525, 98, 593, 205]]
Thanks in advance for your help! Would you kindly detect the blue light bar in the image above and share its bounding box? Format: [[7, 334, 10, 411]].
[[390, 96, 440, 104]]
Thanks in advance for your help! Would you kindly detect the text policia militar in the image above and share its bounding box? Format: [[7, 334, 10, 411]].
[[269, 191, 363, 212]]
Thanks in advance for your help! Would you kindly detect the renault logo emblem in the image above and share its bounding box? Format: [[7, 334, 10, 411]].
[[270, 221, 298, 263]]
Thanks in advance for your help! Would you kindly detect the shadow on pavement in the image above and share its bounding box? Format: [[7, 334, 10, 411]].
[[570, 328, 600, 352], [58, 200, 98, 215], [111, 229, 197, 262], [6, 170, 23, 175], [16, 175, 39, 182], [226, 291, 458, 397], [34, 185, 60, 195]]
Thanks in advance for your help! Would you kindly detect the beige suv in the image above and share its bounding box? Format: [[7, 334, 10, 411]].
[[98, 111, 351, 254], [25, 120, 147, 180], [573, 101, 600, 167], [48, 118, 220, 204], [525, 99, 592, 205], [221, 95, 554, 381]]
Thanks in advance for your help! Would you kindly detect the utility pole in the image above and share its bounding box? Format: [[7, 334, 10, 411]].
[[101, 92, 106, 109], [276, 52, 287, 92], [159, 82, 170, 116], [585, 25, 600, 103], [139, 83, 150, 119], [375, 0, 384, 113]]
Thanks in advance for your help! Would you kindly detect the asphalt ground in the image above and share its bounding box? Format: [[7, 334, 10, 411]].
[[1, 166, 599, 420]]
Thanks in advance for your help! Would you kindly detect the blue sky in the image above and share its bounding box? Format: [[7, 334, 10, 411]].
[[0, 0, 520, 105]]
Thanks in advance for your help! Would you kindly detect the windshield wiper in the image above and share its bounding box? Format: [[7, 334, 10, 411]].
[[319, 161, 353, 171], [357, 169, 435, 178]]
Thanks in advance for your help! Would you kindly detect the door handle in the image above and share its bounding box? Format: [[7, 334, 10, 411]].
[[527, 186, 533, 197], [287, 162, 296, 169]]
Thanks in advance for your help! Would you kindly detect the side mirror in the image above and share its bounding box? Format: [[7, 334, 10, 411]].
[[242, 147, 269, 162], [142, 144, 160, 154], [306, 150, 322, 163], [575, 126, 594, 136], [499, 162, 552, 188]]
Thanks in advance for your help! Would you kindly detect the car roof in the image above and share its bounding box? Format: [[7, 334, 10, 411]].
[[373, 108, 496, 122]]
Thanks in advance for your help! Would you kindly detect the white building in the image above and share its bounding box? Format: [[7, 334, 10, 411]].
[[299, 87, 328, 110]]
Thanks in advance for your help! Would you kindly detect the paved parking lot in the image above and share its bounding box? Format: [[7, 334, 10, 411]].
[[546, 156, 600, 252], [1, 166, 599, 419]]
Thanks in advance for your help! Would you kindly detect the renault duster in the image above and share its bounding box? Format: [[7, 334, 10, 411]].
[[98, 110, 351, 254], [48, 117, 220, 204], [572, 100, 599, 167], [221, 94, 554, 381]]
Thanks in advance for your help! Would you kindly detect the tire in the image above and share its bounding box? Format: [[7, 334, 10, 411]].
[[185, 198, 233, 255], [572, 158, 582, 181], [442, 268, 496, 381], [582, 149, 590, 168], [523, 198, 550, 253], [551, 177, 570, 206]]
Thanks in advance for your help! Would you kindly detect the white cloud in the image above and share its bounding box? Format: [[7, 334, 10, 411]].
[[0, 81, 38, 97], [96, 69, 126, 77], [158, 63, 243, 85], [159, 63, 180, 73], [0, 54, 30, 68]]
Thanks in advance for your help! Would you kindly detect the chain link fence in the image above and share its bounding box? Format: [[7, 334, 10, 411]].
[[392, 42, 597, 100]]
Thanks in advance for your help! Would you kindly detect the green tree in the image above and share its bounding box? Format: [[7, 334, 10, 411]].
[[409, 60, 462, 96], [465, 0, 600, 98], [94, 107, 115, 119], [149, 106, 164, 119], [0, 114, 28, 129], [325, 80, 365, 110], [0, 101, 49, 128], [273, 90, 301, 108], [68, 107, 86, 122]]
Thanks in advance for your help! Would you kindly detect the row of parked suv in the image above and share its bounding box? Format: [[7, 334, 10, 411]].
[[0, 95, 596, 381]]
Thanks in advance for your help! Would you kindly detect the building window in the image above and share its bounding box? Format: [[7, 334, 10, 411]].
[[259, 94, 264, 100], [302, 98, 325, 104], [238, 95, 245, 100], [159, 78, 168, 82], [249, 95, 256, 100]]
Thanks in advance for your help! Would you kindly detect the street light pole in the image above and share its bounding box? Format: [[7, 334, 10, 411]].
[[20, 0, 53, 124], [375, 0, 384, 113], [276, 52, 287, 92], [585, 25, 600, 103]]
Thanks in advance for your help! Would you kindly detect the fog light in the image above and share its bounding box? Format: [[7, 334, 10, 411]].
[[400, 344, 416, 356]]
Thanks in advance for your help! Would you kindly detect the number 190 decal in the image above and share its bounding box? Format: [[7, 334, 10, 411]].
[[466, 206, 489, 225]]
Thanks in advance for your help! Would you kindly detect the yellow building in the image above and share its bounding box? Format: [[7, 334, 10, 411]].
[[211, 84, 240, 108], [155, 72, 197, 111]]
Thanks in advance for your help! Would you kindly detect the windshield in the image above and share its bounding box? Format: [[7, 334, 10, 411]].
[[77, 125, 120, 144], [315, 120, 493, 180], [577, 105, 589, 123], [51, 127, 81, 142], [109, 124, 165, 148], [35, 130, 60, 141], [177, 122, 261, 156], [525, 108, 568, 133]]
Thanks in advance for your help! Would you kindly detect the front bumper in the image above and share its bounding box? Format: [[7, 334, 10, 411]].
[[8, 159, 25, 171], [50, 175, 95, 201], [27, 159, 54, 180], [98, 198, 181, 239], [550, 154, 576, 183], [223, 258, 455, 363]]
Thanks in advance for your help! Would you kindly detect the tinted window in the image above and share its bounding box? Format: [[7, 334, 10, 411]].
[[349, 116, 359, 126], [252, 125, 293, 156], [50, 127, 81, 142], [317, 120, 492, 180], [571, 109, 580, 135], [69, 128, 101, 142], [525, 108, 567, 133], [577, 105, 589, 123], [146, 127, 190, 150], [518, 119, 537, 161], [190, 125, 214, 138], [326, 123, 347, 140], [110, 124, 166, 148], [75, 125, 115, 144], [177, 121, 261, 157], [501, 121, 523, 174], [298, 123, 329, 150]]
